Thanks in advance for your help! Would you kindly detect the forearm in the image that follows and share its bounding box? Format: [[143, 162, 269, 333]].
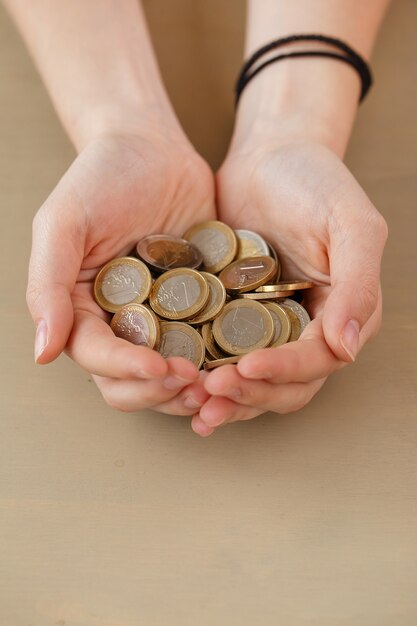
[[4, 0, 180, 150], [233, 0, 390, 156]]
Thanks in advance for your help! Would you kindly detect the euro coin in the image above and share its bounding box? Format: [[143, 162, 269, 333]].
[[94, 256, 152, 313], [183, 220, 237, 274], [235, 229, 270, 260], [261, 302, 291, 347], [235, 290, 295, 300], [201, 322, 229, 360], [110, 304, 160, 348], [157, 321, 205, 369], [219, 256, 277, 294], [265, 241, 281, 279], [136, 234, 203, 273], [256, 280, 314, 292], [212, 300, 275, 356], [149, 268, 209, 320], [279, 298, 311, 341], [204, 356, 241, 370], [188, 272, 226, 325]]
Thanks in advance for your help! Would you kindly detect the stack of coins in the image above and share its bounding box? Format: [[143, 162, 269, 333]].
[[93, 221, 313, 370]]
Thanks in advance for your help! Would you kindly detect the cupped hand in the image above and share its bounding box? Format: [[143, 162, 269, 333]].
[[192, 140, 388, 436], [27, 126, 215, 415]]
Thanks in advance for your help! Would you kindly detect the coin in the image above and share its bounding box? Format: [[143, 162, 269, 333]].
[[235, 290, 295, 300], [157, 321, 205, 369], [261, 302, 291, 347], [203, 356, 241, 370], [110, 304, 160, 348], [188, 272, 226, 325], [94, 257, 152, 313], [256, 280, 314, 292], [149, 268, 209, 320], [212, 300, 275, 356], [183, 220, 237, 274], [279, 298, 311, 341], [201, 322, 229, 359], [219, 256, 277, 294], [265, 240, 281, 279], [136, 234, 203, 273], [235, 229, 270, 260]]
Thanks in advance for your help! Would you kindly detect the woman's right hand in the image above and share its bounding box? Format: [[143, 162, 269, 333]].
[[26, 123, 215, 415]]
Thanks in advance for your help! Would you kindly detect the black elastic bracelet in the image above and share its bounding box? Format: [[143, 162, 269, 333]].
[[235, 34, 372, 105]]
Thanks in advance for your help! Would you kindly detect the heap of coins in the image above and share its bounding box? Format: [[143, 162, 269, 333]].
[[93, 221, 313, 370]]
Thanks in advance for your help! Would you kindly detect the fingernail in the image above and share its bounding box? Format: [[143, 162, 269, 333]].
[[163, 375, 190, 390], [184, 396, 203, 409], [341, 319, 360, 361], [34, 320, 48, 362]]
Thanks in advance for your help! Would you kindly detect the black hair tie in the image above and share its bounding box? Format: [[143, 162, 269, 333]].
[[235, 34, 372, 105]]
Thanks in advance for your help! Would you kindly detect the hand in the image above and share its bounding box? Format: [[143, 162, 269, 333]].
[[27, 125, 215, 415], [192, 139, 388, 436]]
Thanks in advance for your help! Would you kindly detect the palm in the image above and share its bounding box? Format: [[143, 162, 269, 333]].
[[62, 134, 216, 319]]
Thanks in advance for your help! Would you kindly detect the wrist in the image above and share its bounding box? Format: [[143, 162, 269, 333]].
[[230, 58, 361, 158]]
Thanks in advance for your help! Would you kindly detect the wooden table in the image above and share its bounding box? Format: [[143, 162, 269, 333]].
[[1, 1, 416, 624]]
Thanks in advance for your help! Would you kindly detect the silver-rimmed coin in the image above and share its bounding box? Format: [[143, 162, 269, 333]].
[[136, 234, 203, 273], [279, 298, 311, 341], [261, 302, 291, 347], [157, 322, 205, 369]]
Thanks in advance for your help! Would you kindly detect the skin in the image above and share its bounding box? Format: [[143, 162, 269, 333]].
[[5, 0, 389, 433]]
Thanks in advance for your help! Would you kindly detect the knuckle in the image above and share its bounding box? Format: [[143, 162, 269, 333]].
[[26, 280, 42, 311], [358, 278, 379, 316]]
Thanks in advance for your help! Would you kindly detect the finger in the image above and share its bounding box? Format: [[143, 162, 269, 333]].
[[92, 360, 203, 414], [67, 308, 169, 379], [27, 202, 84, 364], [199, 396, 262, 427], [191, 415, 215, 437], [205, 365, 326, 415], [323, 204, 388, 362], [236, 318, 343, 383]]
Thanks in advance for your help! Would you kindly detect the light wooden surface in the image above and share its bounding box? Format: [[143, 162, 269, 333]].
[[1, 2, 416, 624]]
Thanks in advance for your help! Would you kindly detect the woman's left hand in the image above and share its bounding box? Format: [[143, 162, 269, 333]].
[[192, 139, 388, 436]]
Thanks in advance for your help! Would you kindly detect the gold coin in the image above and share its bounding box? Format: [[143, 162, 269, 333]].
[[235, 229, 270, 260], [188, 272, 226, 325], [256, 280, 314, 292], [94, 256, 152, 313], [200, 322, 229, 359], [183, 220, 237, 274], [136, 234, 203, 273], [157, 322, 205, 369], [261, 302, 291, 347], [279, 298, 311, 341], [203, 356, 241, 370], [149, 268, 209, 320], [110, 304, 160, 348], [219, 256, 277, 294], [212, 300, 275, 356], [236, 290, 295, 300], [265, 240, 281, 279]]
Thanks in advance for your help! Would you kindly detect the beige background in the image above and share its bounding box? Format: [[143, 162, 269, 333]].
[[1, 1, 417, 624]]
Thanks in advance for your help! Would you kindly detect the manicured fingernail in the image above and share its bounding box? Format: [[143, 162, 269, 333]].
[[341, 319, 360, 361], [34, 320, 48, 362], [184, 396, 203, 409], [163, 375, 190, 390]]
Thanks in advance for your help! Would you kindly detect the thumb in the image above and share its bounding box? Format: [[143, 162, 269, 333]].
[[26, 205, 84, 364], [322, 208, 388, 362]]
